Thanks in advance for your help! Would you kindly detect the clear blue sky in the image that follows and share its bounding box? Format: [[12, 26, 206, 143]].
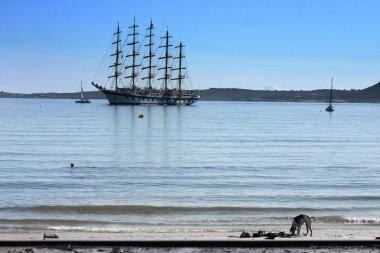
[[1, 0, 379, 93]]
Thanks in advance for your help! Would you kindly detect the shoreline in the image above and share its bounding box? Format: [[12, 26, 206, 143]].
[[1, 227, 379, 241]]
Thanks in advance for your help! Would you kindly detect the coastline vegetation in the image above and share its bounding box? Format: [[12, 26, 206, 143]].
[[1, 81, 379, 103]]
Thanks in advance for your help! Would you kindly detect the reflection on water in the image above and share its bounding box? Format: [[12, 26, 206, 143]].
[[108, 105, 188, 167]]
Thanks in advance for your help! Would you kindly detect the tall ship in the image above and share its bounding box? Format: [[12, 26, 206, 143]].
[[92, 18, 200, 105]]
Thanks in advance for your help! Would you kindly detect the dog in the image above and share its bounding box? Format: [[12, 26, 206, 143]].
[[290, 214, 312, 236]]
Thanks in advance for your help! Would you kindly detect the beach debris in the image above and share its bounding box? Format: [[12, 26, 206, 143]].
[[252, 230, 265, 238], [43, 233, 59, 240], [278, 231, 292, 238], [239, 230, 293, 239], [239, 231, 251, 238], [138, 114, 144, 118], [265, 232, 276, 239]]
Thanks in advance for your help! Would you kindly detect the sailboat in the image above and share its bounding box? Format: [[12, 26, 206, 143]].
[[91, 18, 200, 105], [325, 77, 334, 112], [76, 82, 91, 103]]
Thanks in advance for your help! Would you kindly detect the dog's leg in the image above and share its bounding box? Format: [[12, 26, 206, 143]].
[[297, 225, 301, 236], [309, 224, 312, 237], [304, 224, 309, 236], [305, 216, 312, 237]]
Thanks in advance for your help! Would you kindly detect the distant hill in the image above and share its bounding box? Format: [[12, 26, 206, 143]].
[[1, 82, 379, 103], [199, 87, 379, 103], [363, 81, 380, 91], [0, 91, 106, 99]]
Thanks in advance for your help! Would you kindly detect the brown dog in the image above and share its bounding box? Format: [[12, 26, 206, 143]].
[[290, 214, 312, 236]]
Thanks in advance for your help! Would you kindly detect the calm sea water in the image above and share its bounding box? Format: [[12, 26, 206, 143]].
[[0, 98, 379, 233]]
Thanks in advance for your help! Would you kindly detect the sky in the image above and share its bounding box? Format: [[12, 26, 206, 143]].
[[0, 0, 379, 93]]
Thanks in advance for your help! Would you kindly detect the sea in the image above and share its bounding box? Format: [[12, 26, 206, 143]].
[[0, 98, 379, 234]]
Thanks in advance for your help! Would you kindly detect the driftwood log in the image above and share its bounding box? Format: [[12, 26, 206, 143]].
[[43, 233, 59, 240]]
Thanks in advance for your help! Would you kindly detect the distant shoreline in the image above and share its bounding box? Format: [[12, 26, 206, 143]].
[[1, 81, 379, 103]]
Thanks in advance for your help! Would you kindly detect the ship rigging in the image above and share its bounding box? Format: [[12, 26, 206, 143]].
[[92, 18, 200, 105]]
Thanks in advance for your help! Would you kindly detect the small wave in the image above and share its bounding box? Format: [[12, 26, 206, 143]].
[[46, 226, 218, 233], [313, 195, 380, 201], [0, 218, 112, 226], [316, 216, 380, 224], [48, 226, 138, 233], [0, 205, 336, 214]]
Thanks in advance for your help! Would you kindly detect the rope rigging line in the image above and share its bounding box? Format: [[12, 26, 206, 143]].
[[92, 36, 113, 83], [91, 21, 196, 93]]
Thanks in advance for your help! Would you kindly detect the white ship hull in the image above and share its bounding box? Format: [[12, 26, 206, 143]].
[[95, 85, 199, 105]]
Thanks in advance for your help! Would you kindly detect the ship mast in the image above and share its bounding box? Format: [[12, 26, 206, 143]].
[[172, 42, 186, 97], [329, 77, 334, 106], [158, 30, 172, 94], [108, 22, 122, 91], [142, 20, 155, 90], [125, 17, 140, 89]]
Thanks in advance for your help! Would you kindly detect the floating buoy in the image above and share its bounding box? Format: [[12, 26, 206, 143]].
[[138, 114, 144, 118]]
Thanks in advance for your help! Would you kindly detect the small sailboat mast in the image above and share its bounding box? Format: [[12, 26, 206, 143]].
[[172, 42, 186, 97], [80, 81, 84, 99], [326, 77, 334, 112], [142, 20, 155, 90], [329, 77, 333, 106], [125, 17, 140, 89], [158, 30, 172, 94]]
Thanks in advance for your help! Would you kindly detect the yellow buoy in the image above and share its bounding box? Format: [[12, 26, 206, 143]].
[[138, 114, 144, 118]]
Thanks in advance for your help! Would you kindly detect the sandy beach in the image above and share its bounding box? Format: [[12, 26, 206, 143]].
[[0, 227, 380, 241], [1, 229, 379, 253]]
